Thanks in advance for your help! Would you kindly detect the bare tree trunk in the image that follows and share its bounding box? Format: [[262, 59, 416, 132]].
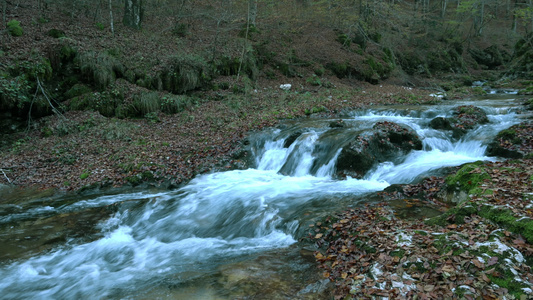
[[530, 0, 533, 32], [511, 0, 517, 32], [109, 0, 114, 35], [123, 0, 143, 29], [441, 0, 447, 18], [2, 0, 6, 26], [506, 0, 511, 18], [249, 0, 257, 27], [477, 0, 485, 36]]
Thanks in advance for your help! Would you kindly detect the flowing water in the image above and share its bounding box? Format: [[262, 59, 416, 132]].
[[0, 95, 525, 299]]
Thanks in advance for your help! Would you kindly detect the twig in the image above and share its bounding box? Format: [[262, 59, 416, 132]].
[[0, 168, 11, 184]]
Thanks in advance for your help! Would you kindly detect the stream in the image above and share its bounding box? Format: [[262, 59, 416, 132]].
[[0, 94, 525, 299]]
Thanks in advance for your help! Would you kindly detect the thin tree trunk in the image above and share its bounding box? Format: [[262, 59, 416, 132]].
[[249, 0, 257, 27], [123, 0, 143, 29], [441, 0, 447, 18], [478, 0, 485, 35], [530, 0, 533, 32], [109, 0, 114, 35], [2, 0, 6, 26], [511, 0, 517, 32]]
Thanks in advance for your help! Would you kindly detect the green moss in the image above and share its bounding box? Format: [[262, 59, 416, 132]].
[[497, 128, 521, 144], [488, 266, 531, 298], [47, 29, 65, 38], [7, 20, 23, 36], [390, 249, 406, 258], [304, 106, 327, 116], [314, 67, 325, 76], [445, 162, 490, 195], [326, 61, 350, 78], [425, 205, 477, 226], [306, 75, 322, 86], [65, 84, 92, 99], [478, 205, 533, 244], [80, 170, 90, 180], [126, 175, 142, 186], [336, 33, 351, 47], [76, 51, 124, 90], [471, 86, 487, 95], [354, 239, 376, 254], [161, 54, 211, 93]]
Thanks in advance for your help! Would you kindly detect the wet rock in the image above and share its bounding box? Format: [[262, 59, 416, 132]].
[[329, 119, 345, 128], [486, 142, 523, 159], [429, 105, 489, 139], [429, 117, 452, 130], [436, 162, 489, 205], [485, 125, 529, 159], [283, 130, 303, 148], [335, 121, 422, 178]]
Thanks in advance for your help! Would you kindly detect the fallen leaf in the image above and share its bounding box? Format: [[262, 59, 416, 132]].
[[442, 265, 454, 273], [473, 258, 485, 269], [424, 284, 435, 292], [487, 256, 498, 267]]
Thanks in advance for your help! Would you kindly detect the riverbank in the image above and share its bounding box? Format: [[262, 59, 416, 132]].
[[309, 116, 533, 298], [0, 82, 446, 192]]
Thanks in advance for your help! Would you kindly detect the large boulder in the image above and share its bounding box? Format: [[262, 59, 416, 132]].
[[429, 105, 489, 139], [486, 123, 533, 159], [335, 121, 422, 178]]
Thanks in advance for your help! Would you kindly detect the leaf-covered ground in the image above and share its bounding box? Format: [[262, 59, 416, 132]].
[[309, 119, 533, 299]]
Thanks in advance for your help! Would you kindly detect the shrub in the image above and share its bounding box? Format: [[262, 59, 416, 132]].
[[76, 51, 124, 90], [47, 29, 65, 38], [7, 20, 23, 36]]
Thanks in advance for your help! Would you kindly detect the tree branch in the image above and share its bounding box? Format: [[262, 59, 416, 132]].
[[0, 168, 11, 184], [27, 76, 65, 131]]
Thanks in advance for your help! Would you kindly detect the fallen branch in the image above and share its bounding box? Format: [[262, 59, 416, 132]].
[[0, 168, 11, 184], [27, 75, 65, 131]]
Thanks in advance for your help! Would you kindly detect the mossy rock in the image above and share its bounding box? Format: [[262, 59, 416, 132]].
[[445, 161, 490, 195], [485, 126, 525, 159]]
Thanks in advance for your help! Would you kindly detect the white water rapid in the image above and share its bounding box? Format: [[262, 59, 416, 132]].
[[0, 98, 523, 299]]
